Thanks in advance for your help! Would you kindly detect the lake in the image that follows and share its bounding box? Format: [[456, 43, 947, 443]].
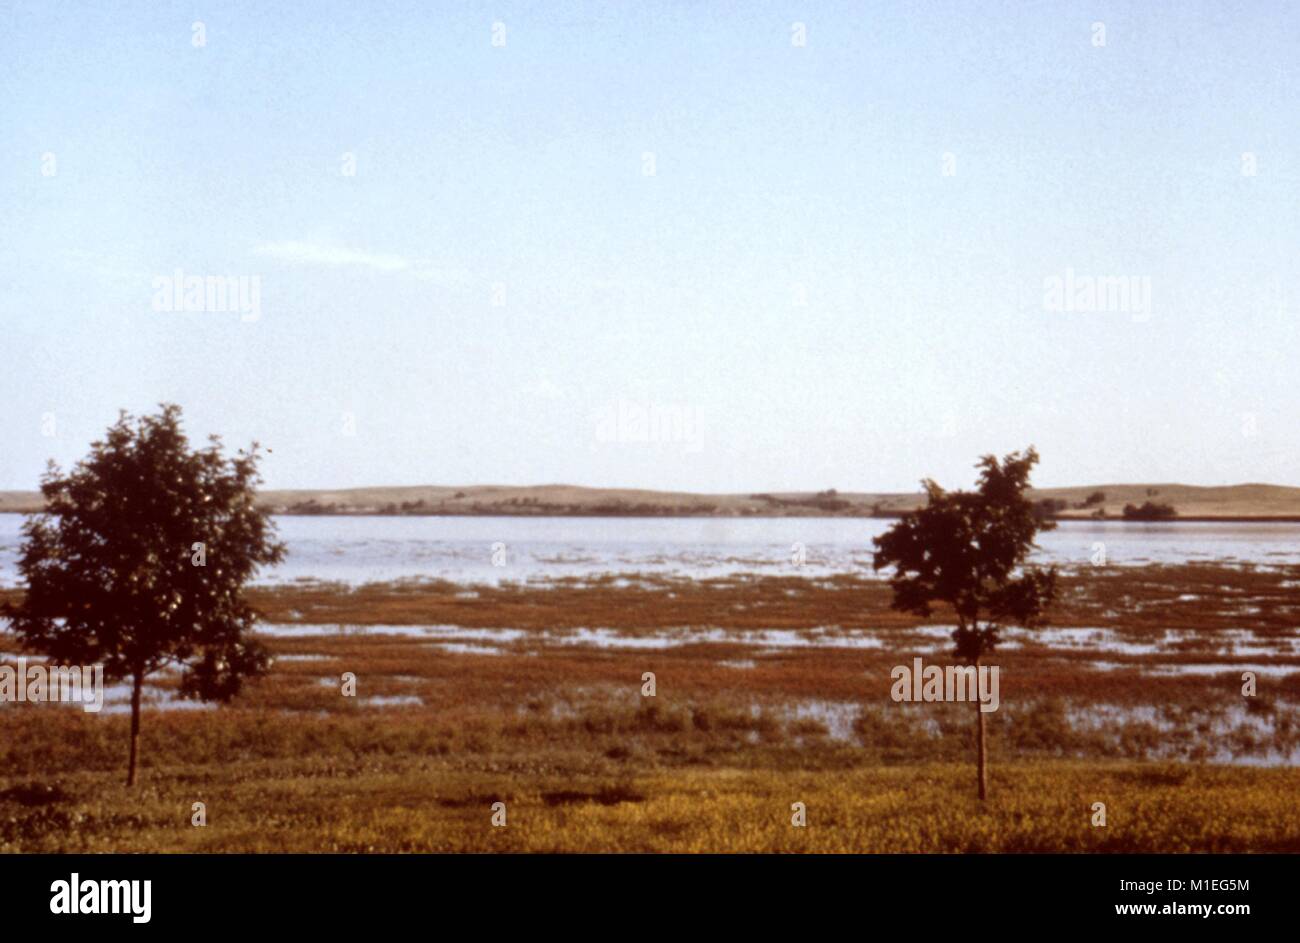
[[1, 514, 1298, 587]]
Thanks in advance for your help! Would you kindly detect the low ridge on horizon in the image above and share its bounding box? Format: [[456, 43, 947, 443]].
[[3, 481, 1300, 519]]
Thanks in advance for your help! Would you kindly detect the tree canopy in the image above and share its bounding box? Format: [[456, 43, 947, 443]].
[[872, 447, 1058, 661], [4, 404, 284, 783]]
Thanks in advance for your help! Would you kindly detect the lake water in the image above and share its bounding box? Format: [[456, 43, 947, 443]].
[[1, 514, 1298, 587]]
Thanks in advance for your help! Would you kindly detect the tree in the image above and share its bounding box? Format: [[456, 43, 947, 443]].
[[872, 447, 1058, 800], [1122, 501, 1177, 521], [1033, 497, 1068, 520], [3, 404, 284, 785]]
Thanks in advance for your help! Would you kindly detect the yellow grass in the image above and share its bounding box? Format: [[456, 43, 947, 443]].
[[4, 758, 1298, 852]]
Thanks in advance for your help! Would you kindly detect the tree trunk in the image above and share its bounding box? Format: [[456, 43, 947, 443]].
[[126, 673, 143, 787], [974, 656, 988, 801]]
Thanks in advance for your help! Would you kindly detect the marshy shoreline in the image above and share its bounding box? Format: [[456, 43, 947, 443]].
[[3, 562, 1299, 851]]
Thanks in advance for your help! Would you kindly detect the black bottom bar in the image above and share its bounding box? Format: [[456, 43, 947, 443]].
[[0, 852, 1285, 929]]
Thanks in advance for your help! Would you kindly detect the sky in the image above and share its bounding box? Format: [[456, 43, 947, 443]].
[[1, 1, 1297, 494]]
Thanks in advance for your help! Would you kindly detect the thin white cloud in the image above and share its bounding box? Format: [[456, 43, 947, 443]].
[[253, 241, 412, 272], [252, 240, 470, 284]]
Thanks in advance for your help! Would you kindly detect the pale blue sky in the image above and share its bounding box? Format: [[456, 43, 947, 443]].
[[1, 1, 1296, 493]]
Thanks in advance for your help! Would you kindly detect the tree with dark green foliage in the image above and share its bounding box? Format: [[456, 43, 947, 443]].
[[1033, 497, 1069, 520], [1122, 501, 1177, 521], [873, 447, 1058, 800], [4, 404, 284, 785]]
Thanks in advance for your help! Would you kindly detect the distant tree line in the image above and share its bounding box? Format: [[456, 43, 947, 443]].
[[1121, 501, 1178, 521], [750, 489, 853, 512]]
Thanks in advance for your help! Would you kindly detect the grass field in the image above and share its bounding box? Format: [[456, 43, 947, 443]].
[[6, 755, 1300, 853], [2, 563, 1298, 852]]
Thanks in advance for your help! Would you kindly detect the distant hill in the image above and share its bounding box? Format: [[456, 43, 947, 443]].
[[1022, 483, 1300, 521], [3, 482, 1300, 519]]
